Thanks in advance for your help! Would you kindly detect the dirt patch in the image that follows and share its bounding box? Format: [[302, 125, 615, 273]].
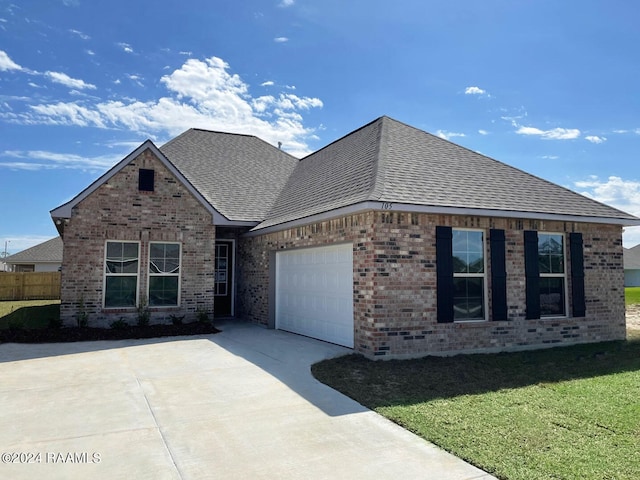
[[626, 305, 640, 331], [0, 322, 220, 344]]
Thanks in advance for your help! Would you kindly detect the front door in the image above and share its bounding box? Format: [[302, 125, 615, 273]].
[[214, 240, 234, 316]]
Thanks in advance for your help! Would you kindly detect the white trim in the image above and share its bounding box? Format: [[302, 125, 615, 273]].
[[103, 240, 141, 309], [148, 241, 182, 308], [50, 141, 257, 227], [246, 200, 640, 236]]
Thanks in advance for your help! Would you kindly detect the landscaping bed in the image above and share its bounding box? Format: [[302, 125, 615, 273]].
[[0, 321, 220, 343]]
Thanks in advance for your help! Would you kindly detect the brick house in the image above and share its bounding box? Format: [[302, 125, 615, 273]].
[[51, 116, 640, 358]]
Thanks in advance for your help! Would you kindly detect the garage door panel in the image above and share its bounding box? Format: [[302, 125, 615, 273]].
[[276, 243, 354, 348]]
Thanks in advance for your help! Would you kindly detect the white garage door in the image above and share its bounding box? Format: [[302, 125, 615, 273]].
[[276, 243, 354, 348]]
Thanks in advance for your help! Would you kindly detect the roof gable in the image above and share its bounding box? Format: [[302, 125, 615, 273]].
[[50, 140, 232, 229]]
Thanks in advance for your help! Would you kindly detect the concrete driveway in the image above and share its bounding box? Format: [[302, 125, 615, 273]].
[[0, 321, 495, 480]]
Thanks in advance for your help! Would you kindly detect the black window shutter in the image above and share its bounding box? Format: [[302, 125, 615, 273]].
[[436, 226, 454, 323], [524, 230, 540, 319], [490, 229, 508, 321], [570, 232, 586, 317]]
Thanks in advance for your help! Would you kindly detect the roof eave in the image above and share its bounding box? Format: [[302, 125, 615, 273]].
[[245, 201, 640, 237]]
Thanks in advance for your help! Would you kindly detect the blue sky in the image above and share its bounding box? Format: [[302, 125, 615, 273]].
[[1, 0, 640, 256]]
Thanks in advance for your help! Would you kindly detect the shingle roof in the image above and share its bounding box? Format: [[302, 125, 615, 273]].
[[254, 116, 638, 229], [5, 237, 62, 264], [160, 129, 299, 222], [624, 244, 640, 270]]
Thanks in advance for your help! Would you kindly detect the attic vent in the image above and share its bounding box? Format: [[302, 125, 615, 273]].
[[139, 169, 155, 192]]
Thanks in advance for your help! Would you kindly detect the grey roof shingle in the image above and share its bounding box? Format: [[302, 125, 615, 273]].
[[5, 237, 63, 264], [160, 129, 299, 222], [624, 244, 640, 270], [254, 116, 638, 229]]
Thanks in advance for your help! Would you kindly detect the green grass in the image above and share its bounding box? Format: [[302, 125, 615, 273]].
[[313, 340, 640, 480], [0, 300, 60, 330], [626, 287, 640, 306]]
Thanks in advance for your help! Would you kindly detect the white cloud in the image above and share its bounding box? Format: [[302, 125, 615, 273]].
[[126, 74, 144, 87], [436, 130, 465, 140], [0, 50, 22, 71], [45, 71, 96, 90], [464, 86, 486, 95], [516, 125, 580, 140], [279, 0, 295, 6], [69, 28, 89, 40], [585, 135, 606, 144], [541, 155, 559, 160], [613, 129, 628, 134], [274, 37, 289, 43], [11, 56, 323, 158], [62, 0, 80, 6], [117, 42, 134, 53], [478, 129, 488, 135], [179, 51, 193, 56], [574, 175, 640, 247], [0, 150, 120, 173], [28, 102, 106, 127], [261, 80, 275, 87]]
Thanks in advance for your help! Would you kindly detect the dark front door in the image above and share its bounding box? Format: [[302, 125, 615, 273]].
[[214, 240, 234, 316]]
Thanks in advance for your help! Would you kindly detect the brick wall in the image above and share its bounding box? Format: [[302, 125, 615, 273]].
[[239, 211, 625, 359], [60, 149, 216, 327]]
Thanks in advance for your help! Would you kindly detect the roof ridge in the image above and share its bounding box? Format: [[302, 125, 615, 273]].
[[161, 127, 299, 160], [299, 116, 386, 162]]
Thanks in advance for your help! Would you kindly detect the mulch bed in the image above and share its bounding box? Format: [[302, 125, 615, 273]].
[[0, 322, 220, 343]]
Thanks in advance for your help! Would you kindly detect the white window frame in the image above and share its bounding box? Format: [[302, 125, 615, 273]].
[[148, 241, 182, 307], [452, 228, 488, 322], [538, 232, 569, 318], [103, 240, 140, 309]]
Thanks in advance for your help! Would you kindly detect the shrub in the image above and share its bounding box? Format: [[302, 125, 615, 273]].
[[75, 296, 89, 328], [196, 308, 211, 324], [170, 314, 184, 325], [110, 318, 128, 330]]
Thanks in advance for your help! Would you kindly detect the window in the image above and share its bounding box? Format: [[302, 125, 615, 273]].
[[452, 229, 486, 320], [538, 233, 566, 316], [139, 168, 155, 192], [214, 243, 228, 296], [149, 242, 181, 306], [105, 241, 139, 307]]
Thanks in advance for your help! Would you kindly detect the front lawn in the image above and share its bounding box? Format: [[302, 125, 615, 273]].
[[626, 287, 640, 306], [313, 340, 640, 480], [0, 300, 60, 330]]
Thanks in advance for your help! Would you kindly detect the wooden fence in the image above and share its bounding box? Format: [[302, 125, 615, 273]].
[[0, 272, 61, 301]]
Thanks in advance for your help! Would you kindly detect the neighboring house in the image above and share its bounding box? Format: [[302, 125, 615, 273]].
[[51, 116, 640, 358], [4, 237, 63, 272], [623, 244, 640, 287]]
